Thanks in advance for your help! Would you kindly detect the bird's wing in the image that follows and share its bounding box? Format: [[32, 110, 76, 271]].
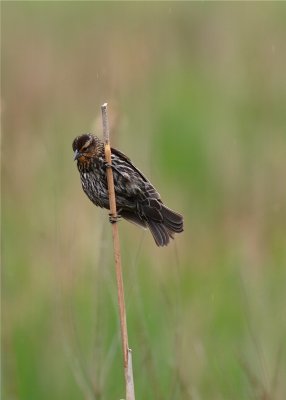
[[111, 147, 161, 200], [111, 147, 148, 181]]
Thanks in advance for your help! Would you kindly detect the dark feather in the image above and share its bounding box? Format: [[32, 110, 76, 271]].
[[74, 134, 184, 247]]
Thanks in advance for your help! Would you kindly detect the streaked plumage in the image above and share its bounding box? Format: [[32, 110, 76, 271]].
[[72, 133, 183, 246]]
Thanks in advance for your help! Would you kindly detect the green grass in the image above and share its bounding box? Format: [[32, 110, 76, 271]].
[[2, 2, 286, 399]]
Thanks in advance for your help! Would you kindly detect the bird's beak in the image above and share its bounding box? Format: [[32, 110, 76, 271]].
[[74, 149, 81, 161]]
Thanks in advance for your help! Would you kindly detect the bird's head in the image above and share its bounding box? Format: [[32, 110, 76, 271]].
[[72, 134, 103, 163]]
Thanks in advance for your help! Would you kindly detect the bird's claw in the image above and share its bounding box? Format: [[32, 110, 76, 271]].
[[104, 162, 122, 175], [109, 213, 121, 224], [104, 162, 112, 169]]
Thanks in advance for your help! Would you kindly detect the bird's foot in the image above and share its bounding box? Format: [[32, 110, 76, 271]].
[[109, 213, 121, 224], [104, 162, 112, 169], [104, 161, 122, 175]]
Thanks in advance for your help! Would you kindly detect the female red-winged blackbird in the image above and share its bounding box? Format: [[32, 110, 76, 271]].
[[73, 134, 183, 246]]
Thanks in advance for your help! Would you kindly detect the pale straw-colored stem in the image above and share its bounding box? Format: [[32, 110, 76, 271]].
[[101, 103, 135, 400]]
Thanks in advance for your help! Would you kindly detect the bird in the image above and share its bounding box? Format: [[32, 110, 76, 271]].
[[72, 133, 183, 246]]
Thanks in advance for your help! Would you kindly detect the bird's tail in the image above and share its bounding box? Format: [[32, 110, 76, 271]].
[[121, 204, 183, 247], [147, 205, 183, 247]]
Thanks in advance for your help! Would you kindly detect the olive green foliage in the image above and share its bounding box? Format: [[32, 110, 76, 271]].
[[2, 3, 286, 399]]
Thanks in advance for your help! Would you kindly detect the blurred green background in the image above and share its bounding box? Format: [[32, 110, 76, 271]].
[[2, 3, 286, 399]]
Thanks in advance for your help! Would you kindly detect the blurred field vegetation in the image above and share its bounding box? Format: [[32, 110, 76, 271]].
[[2, 2, 286, 399]]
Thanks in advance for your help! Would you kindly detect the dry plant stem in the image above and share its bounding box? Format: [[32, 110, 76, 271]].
[[101, 103, 135, 400]]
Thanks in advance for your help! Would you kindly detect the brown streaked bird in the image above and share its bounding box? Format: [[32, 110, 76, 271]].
[[72, 134, 183, 246]]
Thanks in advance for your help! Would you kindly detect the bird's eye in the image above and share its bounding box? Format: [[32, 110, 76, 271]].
[[81, 138, 92, 152], [81, 145, 88, 151]]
